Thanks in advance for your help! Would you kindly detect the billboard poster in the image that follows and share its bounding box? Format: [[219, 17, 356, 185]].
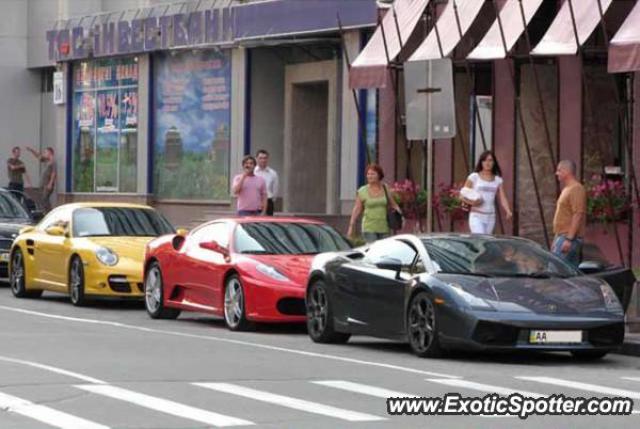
[[153, 49, 231, 200]]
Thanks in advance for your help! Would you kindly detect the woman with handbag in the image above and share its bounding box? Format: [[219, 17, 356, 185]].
[[347, 164, 403, 243], [460, 150, 512, 234]]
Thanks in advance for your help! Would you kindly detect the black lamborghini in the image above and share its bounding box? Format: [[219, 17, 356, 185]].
[[305, 234, 636, 359]]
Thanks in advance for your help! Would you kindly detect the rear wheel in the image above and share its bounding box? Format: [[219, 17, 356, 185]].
[[10, 249, 42, 298], [306, 279, 350, 344], [407, 292, 444, 358], [571, 350, 609, 360], [69, 256, 88, 306], [144, 262, 180, 320], [224, 275, 254, 331]]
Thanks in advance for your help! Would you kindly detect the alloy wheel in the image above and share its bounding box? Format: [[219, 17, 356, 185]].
[[145, 266, 162, 314], [408, 294, 436, 354], [307, 284, 328, 337], [10, 251, 24, 295], [224, 278, 244, 329]]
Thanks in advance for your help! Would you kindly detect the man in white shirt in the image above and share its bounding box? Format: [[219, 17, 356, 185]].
[[254, 149, 279, 216]]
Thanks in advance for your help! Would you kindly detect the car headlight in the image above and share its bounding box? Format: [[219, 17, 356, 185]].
[[256, 263, 289, 282], [96, 247, 118, 266], [600, 283, 623, 314], [450, 283, 493, 310]]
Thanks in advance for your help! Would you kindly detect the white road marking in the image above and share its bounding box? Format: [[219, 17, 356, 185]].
[[622, 377, 640, 382], [194, 382, 385, 422], [313, 380, 417, 398], [76, 384, 253, 427], [0, 391, 109, 429], [0, 305, 459, 379], [517, 376, 640, 399], [0, 356, 106, 384], [426, 378, 544, 397]]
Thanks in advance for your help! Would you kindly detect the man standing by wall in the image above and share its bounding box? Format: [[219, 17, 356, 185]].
[[232, 155, 267, 216], [7, 147, 29, 201], [552, 160, 586, 267], [27, 147, 56, 213], [254, 149, 279, 216]]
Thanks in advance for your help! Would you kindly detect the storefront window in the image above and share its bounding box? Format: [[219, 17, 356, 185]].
[[153, 50, 231, 200], [72, 58, 139, 193]]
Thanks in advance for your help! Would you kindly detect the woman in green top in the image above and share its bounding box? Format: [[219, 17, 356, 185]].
[[347, 164, 402, 243]]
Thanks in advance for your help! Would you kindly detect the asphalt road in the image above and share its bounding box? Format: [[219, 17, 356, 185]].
[[0, 288, 639, 429]]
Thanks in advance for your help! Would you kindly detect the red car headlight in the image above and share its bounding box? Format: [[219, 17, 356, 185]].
[[255, 263, 289, 282]]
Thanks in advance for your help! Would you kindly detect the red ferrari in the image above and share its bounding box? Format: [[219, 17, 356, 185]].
[[143, 217, 351, 330]]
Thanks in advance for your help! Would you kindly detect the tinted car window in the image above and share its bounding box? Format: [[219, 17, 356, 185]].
[[72, 207, 174, 237], [422, 237, 580, 277], [0, 192, 29, 220], [190, 223, 230, 248], [234, 222, 351, 255], [364, 239, 417, 267]]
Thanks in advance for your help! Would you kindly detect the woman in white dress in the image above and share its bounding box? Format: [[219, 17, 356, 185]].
[[462, 151, 513, 234]]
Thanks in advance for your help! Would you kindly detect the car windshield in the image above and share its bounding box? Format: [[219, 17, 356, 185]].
[[422, 237, 580, 278], [235, 222, 351, 255], [72, 207, 175, 237], [0, 192, 29, 220]]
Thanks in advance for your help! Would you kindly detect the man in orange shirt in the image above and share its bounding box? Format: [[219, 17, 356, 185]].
[[552, 160, 586, 267]]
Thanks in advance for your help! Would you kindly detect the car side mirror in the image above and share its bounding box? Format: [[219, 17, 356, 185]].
[[30, 209, 44, 222], [375, 257, 404, 273], [579, 260, 605, 275], [45, 226, 65, 237], [200, 240, 229, 257]]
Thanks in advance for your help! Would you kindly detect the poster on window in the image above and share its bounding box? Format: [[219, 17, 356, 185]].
[[153, 50, 231, 200]]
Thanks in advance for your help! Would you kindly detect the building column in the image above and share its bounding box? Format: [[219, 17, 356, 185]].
[[558, 56, 582, 178], [229, 47, 247, 194], [339, 30, 361, 214], [137, 54, 149, 195], [378, 72, 396, 181], [493, 59, 516, 235]]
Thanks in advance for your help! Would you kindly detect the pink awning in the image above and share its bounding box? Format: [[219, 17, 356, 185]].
[[349, 0, 430, 89], [408, 0, 485, 62], [532, 0, 613, 56], [467, 0, 544, 60], [609, 0, 640, 73]]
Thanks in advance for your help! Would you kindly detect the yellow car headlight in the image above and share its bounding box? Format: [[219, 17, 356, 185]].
[[96, 247, 119, 266]]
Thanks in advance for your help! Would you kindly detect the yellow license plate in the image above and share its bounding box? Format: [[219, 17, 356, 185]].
[[0, 253, 9, 262]]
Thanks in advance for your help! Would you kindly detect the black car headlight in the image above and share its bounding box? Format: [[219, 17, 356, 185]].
[[450, 283, 494, 311], [600, 283, 623, 314]]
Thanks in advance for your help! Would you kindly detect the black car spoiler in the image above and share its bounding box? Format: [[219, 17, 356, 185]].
[[591, 267, 637, 313]]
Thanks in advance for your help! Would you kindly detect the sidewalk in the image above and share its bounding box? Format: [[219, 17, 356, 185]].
[[617, 333, 640, 357]]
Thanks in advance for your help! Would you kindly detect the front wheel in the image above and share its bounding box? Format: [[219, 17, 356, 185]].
[[145, 262, 180, 320], [306, 279, 350, 344], [407, 292, 444, 358], [69, 256, 88, 307], [10, 249, 42, 298], [224, 275, 254, 331]]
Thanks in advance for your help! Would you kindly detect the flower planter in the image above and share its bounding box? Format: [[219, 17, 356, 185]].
[[583, 221, 629, 265]]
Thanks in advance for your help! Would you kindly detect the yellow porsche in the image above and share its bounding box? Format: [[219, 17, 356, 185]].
[[9, 203, 175, 306]]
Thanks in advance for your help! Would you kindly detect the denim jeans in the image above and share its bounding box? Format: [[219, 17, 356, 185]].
[[552, 234, 583, 267], [237, 210, 261, 217], [363, 232, 389, 243]]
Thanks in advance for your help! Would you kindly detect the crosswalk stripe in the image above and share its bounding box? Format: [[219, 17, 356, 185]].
[[313, 380, 417, 398], [622, 377, 640, 382], [194, 382, 385, 422], [0, 391, 109, 429], [516, 377, 640, 400], [426, 379, 544, 398], [76, 384, 253, 427]]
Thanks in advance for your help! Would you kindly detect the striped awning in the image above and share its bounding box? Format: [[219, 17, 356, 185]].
[[407, 0, 485, 62], [467, 0, 544, 60], [349, 0, 430, 89], [608, 0, 640, 73]]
